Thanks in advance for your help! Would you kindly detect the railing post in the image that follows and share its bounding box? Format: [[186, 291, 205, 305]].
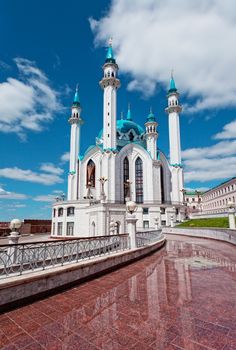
[[126, 214, 138, 249], [7, 231, 20, 265]]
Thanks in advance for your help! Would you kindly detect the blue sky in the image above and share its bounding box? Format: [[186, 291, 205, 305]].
[[1, 0, 236, 221]]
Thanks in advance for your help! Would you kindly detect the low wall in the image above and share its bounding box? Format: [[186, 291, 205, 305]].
[[0, 236, 166, 311], [162, 227, 236, 245]]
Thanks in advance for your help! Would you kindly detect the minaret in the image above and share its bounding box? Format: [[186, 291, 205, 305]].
[[99, 38, 120, 150], [68, 85, 83, 201], [126, 103, 132, 121], [145, 108, 158, 160], [165, 73, 182, 166], [165, 73, 183, 203]]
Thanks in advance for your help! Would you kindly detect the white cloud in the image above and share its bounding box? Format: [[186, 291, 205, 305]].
[[61, 152, 70, 163], [183, 132, 236, 183], [90, 0, 236, 111], [0, 58, 60, 137], [0, 167, 63, 185], [40, 163, 64, 175], [34, 190, 65, 202], [33, 194, 56, 202], [214, 119, 236, 140], [0, 186, 28, 200]]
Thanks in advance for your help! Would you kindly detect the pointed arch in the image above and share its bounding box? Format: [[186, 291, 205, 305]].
[[87, 159, 96, 187], [123, 156, 129, 202], [135, 157, 143, 203]]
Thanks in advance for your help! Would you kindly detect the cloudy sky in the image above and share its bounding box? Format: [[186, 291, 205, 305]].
[[1, 0, 236, 220]]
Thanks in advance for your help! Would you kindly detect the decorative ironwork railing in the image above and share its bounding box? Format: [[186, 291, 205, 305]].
[[136, 230, 163, 248], [0, 235, 129, 279]]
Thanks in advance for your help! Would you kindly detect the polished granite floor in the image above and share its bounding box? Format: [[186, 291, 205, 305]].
[[0, 235, 236, 350]]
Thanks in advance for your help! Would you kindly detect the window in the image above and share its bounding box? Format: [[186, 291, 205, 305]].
[[66, 222, 74, 236], [135, 157, 143, 203], [192, 198, 195, 202], [58, 222, 63, 235], [186, 198, 189, 202], [143, 220, 149, 228], [123, 157, 129, 201], [58, 208, 63, 217], [53, 208, 56, 217], [67, 207, 74, 216], [160, 207, 165, 214], [87, 159, 96, 187], [129, 132, 134, 141], [143, 207, 149, 214]]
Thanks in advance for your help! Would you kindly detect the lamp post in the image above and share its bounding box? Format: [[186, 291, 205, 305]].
[[195, 190, 202, 212], [154, 217, 160, 230], [7, 219, 22, 265], [126, 201, 138, 249], [228, 201, 236, 229], [99, 176, 107, 203], [124, 179, 132, 202], [180, 188, 188, 219]]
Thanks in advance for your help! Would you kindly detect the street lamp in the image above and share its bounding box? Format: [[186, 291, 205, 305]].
[[9, 219, 22, 233], [124, 179, 132, 201], [99, 176, 108, 202], [126, 201, 138, 215]]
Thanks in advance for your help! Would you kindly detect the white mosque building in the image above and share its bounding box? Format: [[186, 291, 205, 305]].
[[51, 41, 185, 237]]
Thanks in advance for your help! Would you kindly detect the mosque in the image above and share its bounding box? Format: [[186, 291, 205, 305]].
[[51, 40, 185, 237]]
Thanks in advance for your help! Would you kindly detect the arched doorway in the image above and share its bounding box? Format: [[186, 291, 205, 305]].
[[87, 159, 96, 187], [123, 157, 129, 202]]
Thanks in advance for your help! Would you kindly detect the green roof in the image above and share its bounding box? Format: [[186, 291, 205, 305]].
[[98, 119, 144, 139], [73, 85, 80, 106]]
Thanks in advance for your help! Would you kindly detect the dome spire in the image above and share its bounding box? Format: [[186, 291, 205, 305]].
[[73, 84, 80, 106], [147, 107, 156, 122], [168, 69, 177, 93], [105, 37, 116, 64], [126, 103, 132, 121]]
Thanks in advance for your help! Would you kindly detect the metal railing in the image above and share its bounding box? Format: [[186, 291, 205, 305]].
[[0, 235, 129, 279], [136, 229, 163, 247]]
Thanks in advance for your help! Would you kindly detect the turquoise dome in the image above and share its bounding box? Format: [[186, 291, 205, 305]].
[[98, 119, 144, 139]]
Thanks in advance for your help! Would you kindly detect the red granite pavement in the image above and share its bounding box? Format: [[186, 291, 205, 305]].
[[0, 235, 236, 350]]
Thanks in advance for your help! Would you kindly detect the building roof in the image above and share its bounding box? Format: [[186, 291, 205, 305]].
[[203, 177, 236, 195]]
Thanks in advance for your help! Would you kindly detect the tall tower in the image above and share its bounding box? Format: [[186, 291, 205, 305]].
[[99, 39, 120, 150], [145, 108, 158, 160], [165, 74, 183, 203], [68, 86, 83, 201]]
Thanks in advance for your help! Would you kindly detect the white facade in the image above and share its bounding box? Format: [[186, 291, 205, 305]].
[[52, 42, 185, 237], [201, 177, 236, 215]]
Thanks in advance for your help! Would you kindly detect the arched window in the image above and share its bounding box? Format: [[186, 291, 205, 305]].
[[58, 208, 63, 217], [67, 207, 74, 216], [135, 157, 143, 203], [123, 157, 129, 202], [87, 159, 95, 187], [129, 132, 134, 141]]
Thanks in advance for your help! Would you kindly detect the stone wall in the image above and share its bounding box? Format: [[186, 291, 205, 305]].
[[162, 227, 236, 245]]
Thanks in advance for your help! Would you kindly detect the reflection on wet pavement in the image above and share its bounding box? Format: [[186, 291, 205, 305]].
[[0, 235, 236, 349]]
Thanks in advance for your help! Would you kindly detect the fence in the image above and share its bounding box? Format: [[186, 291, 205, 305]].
[[0, 234, 129, 279], [136, 229, 163, 247]]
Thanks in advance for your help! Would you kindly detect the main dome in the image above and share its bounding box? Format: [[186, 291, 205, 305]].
[[97, 119, 144, 139]]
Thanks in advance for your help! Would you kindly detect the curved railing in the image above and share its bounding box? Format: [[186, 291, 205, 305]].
[[0, 230, 164, 279], [0, 235, 129, 279], [136, 229, 163, 247]]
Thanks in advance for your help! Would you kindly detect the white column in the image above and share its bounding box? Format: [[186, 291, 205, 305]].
[[126, 214, 138, 249], [228, 208, 236, 229]]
